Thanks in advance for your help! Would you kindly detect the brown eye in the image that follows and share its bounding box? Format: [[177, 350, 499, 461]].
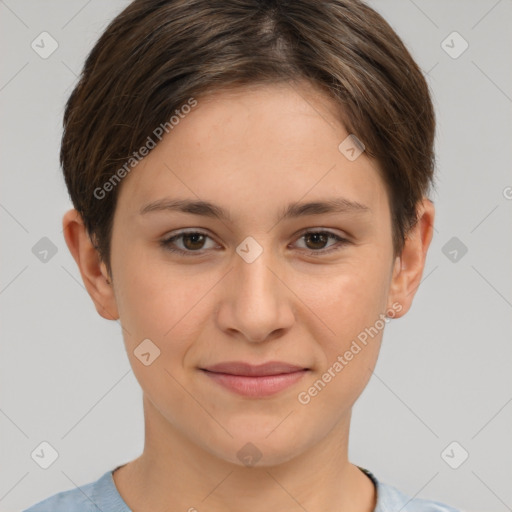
[[294, 230, 350, 255], [181, 233, 206, 250], [160, 229, 349, 257], [303, 232, 330, 250], [160, 230, 217, 255]]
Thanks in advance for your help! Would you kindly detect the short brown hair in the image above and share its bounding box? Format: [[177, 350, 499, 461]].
[[61, 0, 436, 278]]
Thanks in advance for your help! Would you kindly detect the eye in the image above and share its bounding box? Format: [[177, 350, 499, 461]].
[[160, 229, 350, 256], [160, 230, 218, 255], [293, 230, 350, 255]]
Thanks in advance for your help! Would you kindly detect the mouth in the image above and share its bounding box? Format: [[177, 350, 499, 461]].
[[200, 361, 310, 397]]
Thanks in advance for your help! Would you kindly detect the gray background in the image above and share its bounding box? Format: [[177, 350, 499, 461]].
[[1, 1, 511, 511]]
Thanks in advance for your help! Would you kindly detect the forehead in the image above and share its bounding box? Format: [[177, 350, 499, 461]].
[[115, 82, 389, 222]]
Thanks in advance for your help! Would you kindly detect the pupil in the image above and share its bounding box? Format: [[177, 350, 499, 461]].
[[307, 233, 327, 249], [184, 234, 204, 250]]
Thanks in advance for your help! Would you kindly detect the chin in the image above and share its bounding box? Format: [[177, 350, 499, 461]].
[[204, 430, 309, 469]]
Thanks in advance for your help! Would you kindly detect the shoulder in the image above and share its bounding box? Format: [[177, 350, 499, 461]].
[[375, 477, 462, 511], [377, 481, 462, 511], [358, 467, 462, 512], [22, 480, 98, 512], [22, 468, 128, 512]]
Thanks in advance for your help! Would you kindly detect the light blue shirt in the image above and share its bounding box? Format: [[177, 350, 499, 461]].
[[23, 465, 461, 511]]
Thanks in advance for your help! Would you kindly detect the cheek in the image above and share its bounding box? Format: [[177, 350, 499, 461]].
[[113, 245, 198, 336], [112, 260, 203, 403], [296, 264, 389, 411], [312, 256, 390, 325], [302, 255, 391, 362]]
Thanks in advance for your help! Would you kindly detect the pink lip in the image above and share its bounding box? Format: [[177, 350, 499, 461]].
[[200, 361, 309, 397]]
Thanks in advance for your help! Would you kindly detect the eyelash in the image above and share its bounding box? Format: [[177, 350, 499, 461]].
[[159, 229, 350, 257]]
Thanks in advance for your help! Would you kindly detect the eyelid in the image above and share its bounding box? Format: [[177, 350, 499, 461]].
[[291, 228, 350, 254], [293, 226, 350, 241], [161, 229, 219, 253], [160, 228, 351, 256]]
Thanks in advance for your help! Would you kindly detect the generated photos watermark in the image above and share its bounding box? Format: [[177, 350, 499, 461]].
[[93, 97, 198, 200], [297, 301, 403, 405]]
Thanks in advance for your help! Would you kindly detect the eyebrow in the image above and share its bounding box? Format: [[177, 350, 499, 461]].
[[139, 197, 371, 222]]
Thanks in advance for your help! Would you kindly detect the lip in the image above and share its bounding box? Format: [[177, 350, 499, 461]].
[[203, 361, 307, 376], [200, 361, 309, 397]]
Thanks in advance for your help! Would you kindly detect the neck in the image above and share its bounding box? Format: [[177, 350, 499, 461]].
[[113, 395, 376, 512]]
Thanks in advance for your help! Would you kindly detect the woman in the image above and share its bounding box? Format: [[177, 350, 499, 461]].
[[24, 0, 460, 510]]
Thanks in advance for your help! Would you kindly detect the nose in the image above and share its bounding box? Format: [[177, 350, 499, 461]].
[[215, 246, 295, 343]]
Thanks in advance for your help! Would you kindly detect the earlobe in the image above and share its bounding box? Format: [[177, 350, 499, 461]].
[[386, 198, 435, 318], [62, 208, 119, 321]]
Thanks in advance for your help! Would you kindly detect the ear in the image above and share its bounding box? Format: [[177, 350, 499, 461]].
[[386, 198, 435, 318], [62, 208, 119, 321]]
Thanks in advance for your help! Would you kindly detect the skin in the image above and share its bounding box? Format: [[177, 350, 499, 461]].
[[63, 80, 434, 512]]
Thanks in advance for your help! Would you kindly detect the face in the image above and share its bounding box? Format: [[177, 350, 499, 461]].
[[87, 82, 421, 466]]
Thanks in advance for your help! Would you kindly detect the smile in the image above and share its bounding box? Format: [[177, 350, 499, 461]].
[[200, 361, 310, 398]]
